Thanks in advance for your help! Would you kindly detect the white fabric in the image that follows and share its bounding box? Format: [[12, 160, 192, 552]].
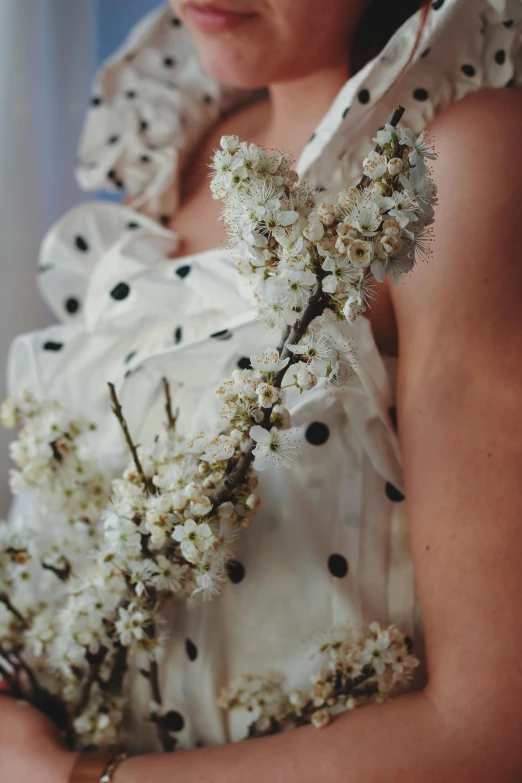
[[5, 0, 522, 751], [0, 0, 96, 517]]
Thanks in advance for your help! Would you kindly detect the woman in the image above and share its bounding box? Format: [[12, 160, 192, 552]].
[[2, 0, 522, 780]]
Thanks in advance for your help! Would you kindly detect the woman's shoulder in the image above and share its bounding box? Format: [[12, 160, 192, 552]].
[[391, 87, 522, 361]]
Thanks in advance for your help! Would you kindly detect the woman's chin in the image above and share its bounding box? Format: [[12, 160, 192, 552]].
[[196, 49, 273, 89]]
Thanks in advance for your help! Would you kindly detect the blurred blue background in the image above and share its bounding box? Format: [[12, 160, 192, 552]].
[[0, 0, 166, 516], [97, 0, 162, 64]]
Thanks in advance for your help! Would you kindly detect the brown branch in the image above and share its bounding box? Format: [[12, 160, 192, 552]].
[[41, 559, 71, 582], [0, 593, 27, 627], [74, 646, 108, 717], [104, 643, 128, 693], [108, 383, 155, 493], [162, 378, 177, 430], [210, 279, 328, 506], [148, 659, 177, 752]]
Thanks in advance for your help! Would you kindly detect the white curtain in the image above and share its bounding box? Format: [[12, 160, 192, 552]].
[[0, 1, 97, 515]]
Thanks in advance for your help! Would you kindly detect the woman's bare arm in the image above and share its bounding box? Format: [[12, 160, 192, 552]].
[[116, 88, 522, 783]]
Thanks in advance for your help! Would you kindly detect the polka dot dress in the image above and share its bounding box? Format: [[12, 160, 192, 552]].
[[6, 0, 522, 753]]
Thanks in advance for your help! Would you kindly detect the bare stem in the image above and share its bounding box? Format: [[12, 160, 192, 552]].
[[108, 383, 155, 493], [162, 378, 177, 430], [0, 593, 27, 627], [74, 646, 108, 717], [41, 559, 71, 582], [148, 659, 177, 752]]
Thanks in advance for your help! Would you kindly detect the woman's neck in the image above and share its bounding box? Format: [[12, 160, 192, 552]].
[[259, 64, 350, 163]]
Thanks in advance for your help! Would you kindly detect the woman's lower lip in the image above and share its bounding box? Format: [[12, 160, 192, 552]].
[[187, 4, 257, 32]]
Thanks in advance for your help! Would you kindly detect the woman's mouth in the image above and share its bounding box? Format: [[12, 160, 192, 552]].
[[185, 2, 258, 33]]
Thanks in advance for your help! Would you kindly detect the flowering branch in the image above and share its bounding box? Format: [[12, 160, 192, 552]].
[[211, 105, 410, 507]]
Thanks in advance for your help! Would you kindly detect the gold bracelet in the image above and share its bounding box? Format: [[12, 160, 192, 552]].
[[69, 752, 128, 783]]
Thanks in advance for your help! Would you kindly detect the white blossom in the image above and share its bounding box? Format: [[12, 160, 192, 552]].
[[172, 519, 215, 563], [250, 425, 299, 471]]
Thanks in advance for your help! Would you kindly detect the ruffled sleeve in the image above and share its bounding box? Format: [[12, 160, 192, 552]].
[[297, 0, 522, 192], [75, 5, 254, 222]]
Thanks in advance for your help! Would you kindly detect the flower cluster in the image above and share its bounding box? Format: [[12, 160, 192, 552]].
[[212, 125, 437, 327], [218, 623, 419, 736], [0, 392, 110, 521]]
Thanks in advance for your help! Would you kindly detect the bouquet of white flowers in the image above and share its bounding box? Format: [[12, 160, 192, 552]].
[[0, 106, 436, 752]]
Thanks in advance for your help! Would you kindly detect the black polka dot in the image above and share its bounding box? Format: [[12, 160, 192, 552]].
[[65, 297, 80, 315], [164, 56, 176, 67], [140, 119, 149, 131], [164, 710, 185, 732], [108, 134, 119, 145], [171, 16, 181, 26], [305, 422, 330, 446], [43, 341, 63, 352], [461, 64, 476, 77], [110, 282, 130, 301], [107, 169, 116, 181], [115, 178, 124, 189], [328, 554, 348, 578], [388, 405, 398, 429], [237, 357, 252, 370], [385, 482, 405, 502], [90, 96, 101, 107], [503, 19, 513, 28], [203, 94, 213, 104], [358, 88, 370, 104], [125, 52, 135, 62], [413, 87, 429, 101], [432, 0, 445, 8], [185, 638, 198, 661], [226, 559, 245, 584], [421, 47, 431, 58], [210, 329, 233, 341], [124, 351, 136, 364], [506, 76, 515, 88], [404, 635, 414, 653], [127, 221, 140, 229], [75, 235, 89, 253], [342, 105, 350, 119], [494, 49, 506, 65], [160, 215, 171, 226], [141, 154, 151, 163], [176, 265, 191, 279], [174, 326, 183, 344], [126, 90, 137, 99]]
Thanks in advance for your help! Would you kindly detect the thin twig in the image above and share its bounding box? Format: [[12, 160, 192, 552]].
[[0, 593, 27, 627], [162, 378, 177, 430], [41, 559, 71, 582], [74, 646, 108, 717], [108, 383, 155, 492], [148, 659, 176, 752]]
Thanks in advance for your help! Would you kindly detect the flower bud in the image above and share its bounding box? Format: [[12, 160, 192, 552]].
[[220, 134, 239, 152], [387, 157, 403, 176]]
